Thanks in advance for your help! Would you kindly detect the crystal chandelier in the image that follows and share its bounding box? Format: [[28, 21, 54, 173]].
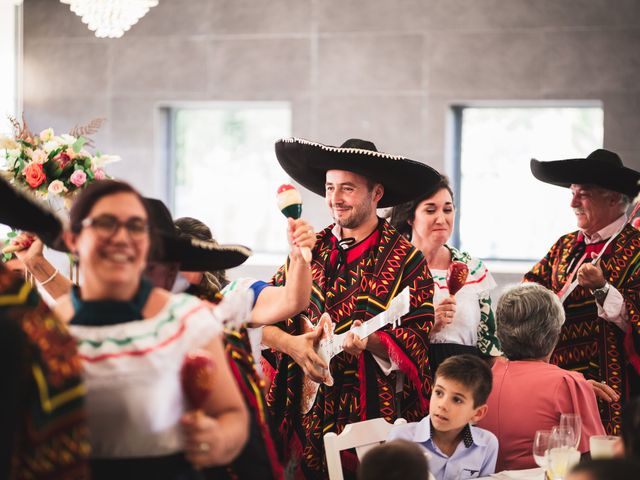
[[60, 0, 159, 39]]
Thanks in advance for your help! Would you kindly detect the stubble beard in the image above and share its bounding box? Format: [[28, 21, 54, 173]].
[[333, 201, 374, 230]]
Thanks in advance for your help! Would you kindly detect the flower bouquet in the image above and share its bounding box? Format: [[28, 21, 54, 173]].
[[0, 116, 119, 261], [0, 116, 118, 200]]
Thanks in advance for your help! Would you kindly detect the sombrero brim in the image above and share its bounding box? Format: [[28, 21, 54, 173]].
[[0, 176, 63, 247], [144, 197, 252, 271], [275, 138, 442, 208], [160, 234, 252, 271], [530, 158, 640, 198]]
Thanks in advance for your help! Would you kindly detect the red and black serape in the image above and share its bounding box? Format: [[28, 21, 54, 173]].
[[266, 219, 434, 479]]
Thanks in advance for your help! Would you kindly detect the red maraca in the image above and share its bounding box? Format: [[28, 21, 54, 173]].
[[446, 261, 469, 296], [181, 349, 216, 414], [2, 232, 35, 254], [276, 183, 312, 263]]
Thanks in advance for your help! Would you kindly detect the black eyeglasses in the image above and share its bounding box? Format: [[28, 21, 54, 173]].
[[81, 214, 149, 239]]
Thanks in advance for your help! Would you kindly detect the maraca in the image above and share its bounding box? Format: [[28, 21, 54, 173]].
[[2, 233, 35, 254], [446, 261, 469, 296], [181, 349, 216, 415], [276, 183, 312, 262]]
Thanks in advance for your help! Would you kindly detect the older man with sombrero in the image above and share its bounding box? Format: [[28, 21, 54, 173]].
[[261, 137, 440, 478], [525, 149, 640, 435]]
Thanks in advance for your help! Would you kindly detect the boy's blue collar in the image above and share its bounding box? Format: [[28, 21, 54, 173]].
[[413, 415, 486, 449]]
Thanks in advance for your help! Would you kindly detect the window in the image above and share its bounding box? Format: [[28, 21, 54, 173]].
[[453, 105, 603, 261], [168, 103, 291, 254]]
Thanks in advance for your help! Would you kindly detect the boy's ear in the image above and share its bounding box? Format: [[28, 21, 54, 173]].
[[470, 404, 489, 424]]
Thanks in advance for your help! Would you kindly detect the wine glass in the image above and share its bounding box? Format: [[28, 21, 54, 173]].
[[560, 413, 581, 449], [533, 430, 552, 470], [548, 427, 579, 480]]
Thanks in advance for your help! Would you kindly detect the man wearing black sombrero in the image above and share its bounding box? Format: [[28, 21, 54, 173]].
[[262, 137, 440, 478], [525, 149, 640, 435], [0, 176, 90, 478]]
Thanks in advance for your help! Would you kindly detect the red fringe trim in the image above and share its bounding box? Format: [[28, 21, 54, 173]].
[[261, 355, 277, 383], [288, 432, 306, 480], [358, 354, 368, 420], [375, 331, 429, 412], [340, 449, 360, 475], [228, 359, 284, 479]]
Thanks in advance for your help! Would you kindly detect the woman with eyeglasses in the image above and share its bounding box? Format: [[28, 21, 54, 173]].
[[52, 180, 248, 480]]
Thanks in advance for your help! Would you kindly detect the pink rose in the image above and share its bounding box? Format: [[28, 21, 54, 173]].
[[48, 180, 67, 195], [93, 168, 106, 180], [70, 170, 87, 187], [23, 162, 46, 188]]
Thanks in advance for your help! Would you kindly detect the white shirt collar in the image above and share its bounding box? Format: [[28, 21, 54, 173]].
[[582, 214, 627, 244]]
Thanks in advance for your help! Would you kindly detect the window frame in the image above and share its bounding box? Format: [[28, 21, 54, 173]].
[[449, 100, 604, 262], [161, 101, 293, 255]]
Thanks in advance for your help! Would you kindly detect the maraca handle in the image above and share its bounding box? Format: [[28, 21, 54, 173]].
[[2, 244, 22, 254], [300, 246, 312, 263]]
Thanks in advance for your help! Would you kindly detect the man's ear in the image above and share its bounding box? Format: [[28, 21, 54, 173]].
[[373, 184, 384, 203], [470, 404, 489, 424], [608, 192, 621, 206]]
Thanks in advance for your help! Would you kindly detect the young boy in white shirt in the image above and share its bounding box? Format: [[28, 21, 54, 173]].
[[388, 354, 498, 479]]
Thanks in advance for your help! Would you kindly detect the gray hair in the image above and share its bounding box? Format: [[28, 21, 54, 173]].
[[496, 283, 565, 360]]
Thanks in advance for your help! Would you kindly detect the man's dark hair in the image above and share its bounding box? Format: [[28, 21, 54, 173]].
[[435, 354, 493, 407], [358, 439, 429, 480], [389, 175, 453, 239]]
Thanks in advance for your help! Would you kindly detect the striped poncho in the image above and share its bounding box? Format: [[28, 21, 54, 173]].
[[265, 219, 434, 479]]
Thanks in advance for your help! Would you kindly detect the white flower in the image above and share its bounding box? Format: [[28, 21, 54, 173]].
[[0, 136, 18, 150], [39, 128, 54, 142], [48, 180, 68, 195], [43, 139, 61, 153], [92, 154, 121, 168], [58, 134, 76, 145], [31, 149, 48, 165], [5, 148, 21, 169]]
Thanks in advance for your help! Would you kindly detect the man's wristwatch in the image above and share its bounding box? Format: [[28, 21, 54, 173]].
[[591, 282, 610, 304]]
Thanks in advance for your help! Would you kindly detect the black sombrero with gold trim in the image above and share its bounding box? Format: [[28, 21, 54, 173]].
[[275, 137, 442, 208], [530, 149, 640, 198], [145, 198, 251, 271]]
